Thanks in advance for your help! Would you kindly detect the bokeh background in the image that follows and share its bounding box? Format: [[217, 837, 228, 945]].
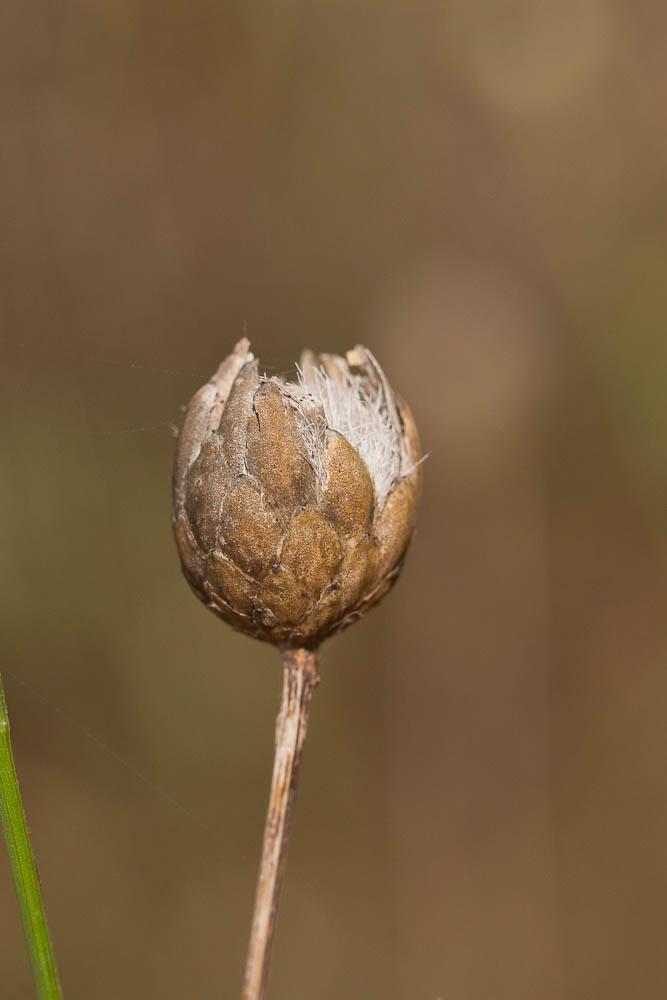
[[2, 2, 667, 997]]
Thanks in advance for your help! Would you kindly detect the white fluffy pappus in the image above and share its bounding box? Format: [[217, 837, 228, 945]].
[[276, 360, 403, 509]]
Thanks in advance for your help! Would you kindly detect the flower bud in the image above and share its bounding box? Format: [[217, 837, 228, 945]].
[[173, 339, 422, 648]]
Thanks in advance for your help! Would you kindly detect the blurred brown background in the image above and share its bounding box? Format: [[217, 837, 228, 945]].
[[1, 2, 666, 998]]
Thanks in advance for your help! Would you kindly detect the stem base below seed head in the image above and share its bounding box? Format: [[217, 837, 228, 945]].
[[242, 648, 319, 1000]]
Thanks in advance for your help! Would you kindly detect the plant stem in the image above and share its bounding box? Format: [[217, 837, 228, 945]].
[[0, 673, 62, 999], [242, 648, 319, 1000]]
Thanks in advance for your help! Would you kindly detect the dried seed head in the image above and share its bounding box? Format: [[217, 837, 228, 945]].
[[173, 339, 422, 648]]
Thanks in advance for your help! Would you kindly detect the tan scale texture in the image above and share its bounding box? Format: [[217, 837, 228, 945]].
[[172, 339, 422, 648]]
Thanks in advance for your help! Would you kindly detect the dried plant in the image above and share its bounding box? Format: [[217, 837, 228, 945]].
[[173, 338, 422, 999]]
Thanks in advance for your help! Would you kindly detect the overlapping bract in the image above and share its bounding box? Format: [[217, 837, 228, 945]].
[[173, 339, 421, 648]]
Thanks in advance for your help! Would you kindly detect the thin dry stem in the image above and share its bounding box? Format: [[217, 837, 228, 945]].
[[242, 648, 319, 1000]]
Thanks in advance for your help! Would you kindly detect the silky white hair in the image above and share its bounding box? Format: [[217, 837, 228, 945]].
[[277, 362, 401, 508]]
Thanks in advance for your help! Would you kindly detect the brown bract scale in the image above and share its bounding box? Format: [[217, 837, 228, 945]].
[[172, 338, 422, 648]]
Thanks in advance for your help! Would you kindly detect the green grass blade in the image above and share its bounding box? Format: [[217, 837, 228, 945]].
[[0, 673, 62, 999]]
